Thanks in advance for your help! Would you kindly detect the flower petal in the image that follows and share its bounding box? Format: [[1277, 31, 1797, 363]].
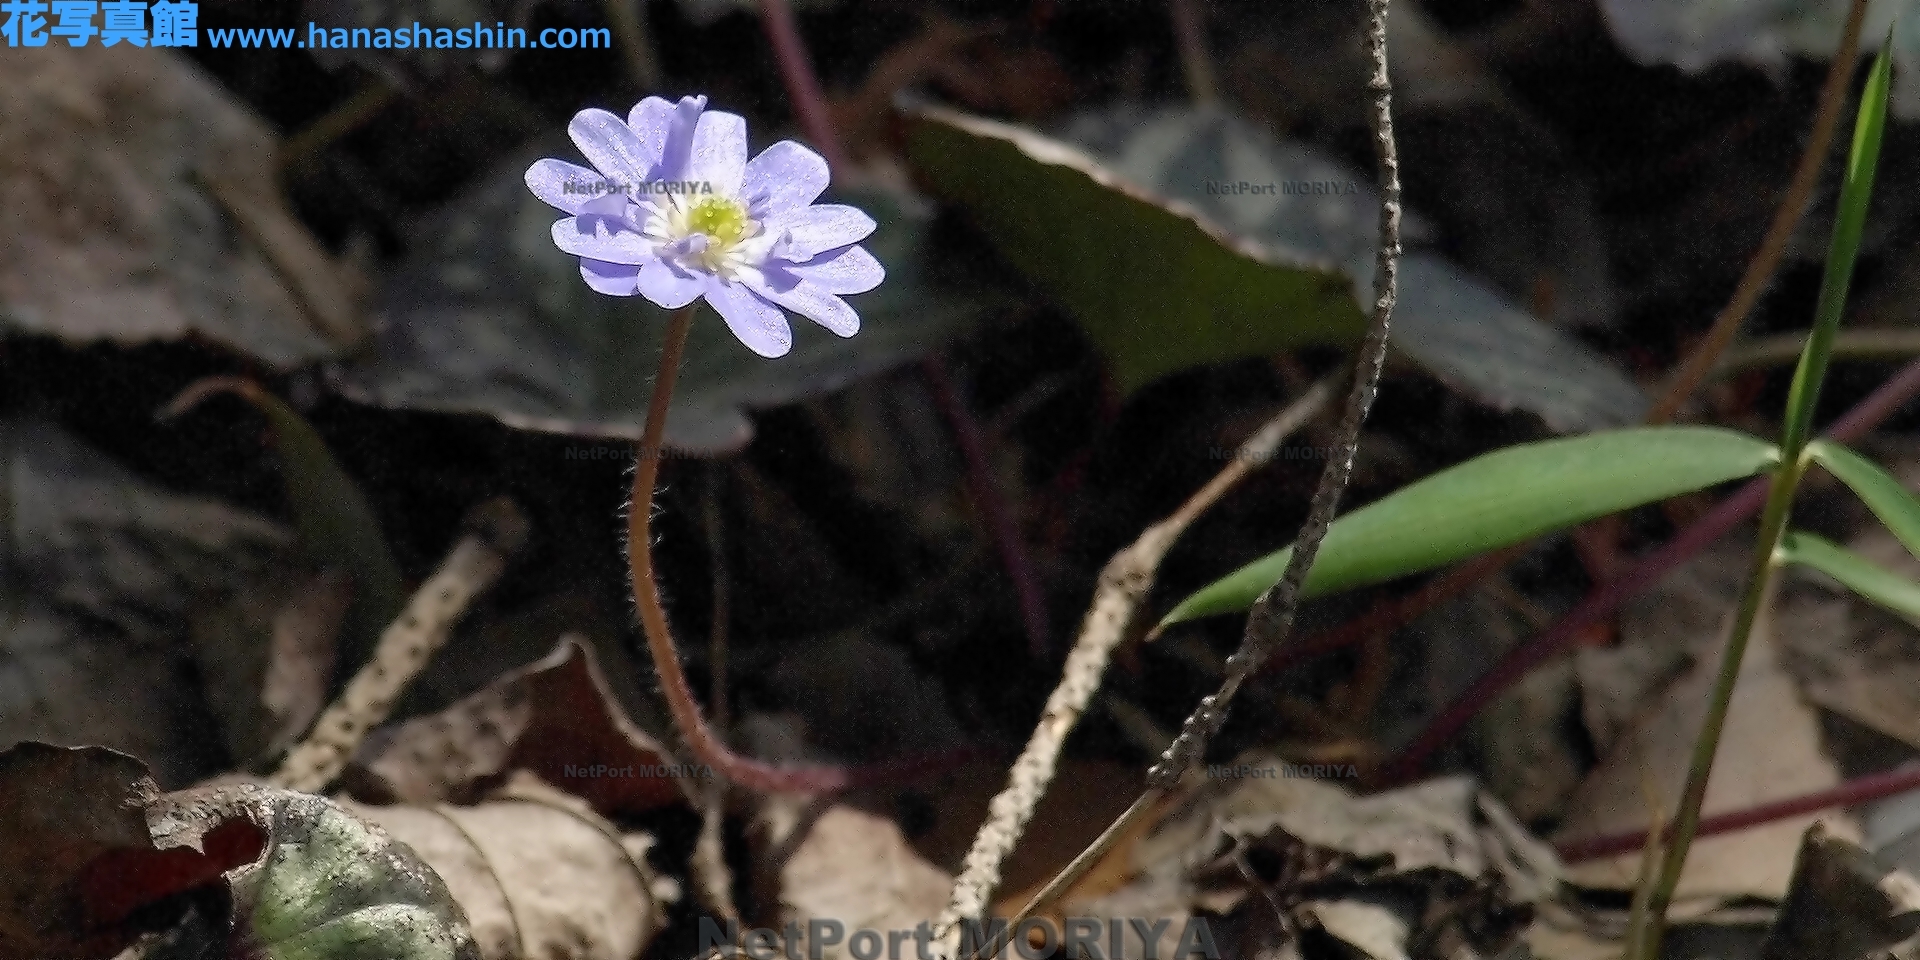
[[784, 244, 885, 295], [704, 277, 794, 358], [581, 259, 642, 296], [525, 158, 604, 215], [651, 96, 707, 184], [768, 204, 878, 261], [687, 110, 748, 197], [747, 271, 859, 337], [567, 108, 655, 189], [626, 96, 691, 178], [551, 217, 657, 265], [636, 260, 705, 309], [741, 140, 829, 217]]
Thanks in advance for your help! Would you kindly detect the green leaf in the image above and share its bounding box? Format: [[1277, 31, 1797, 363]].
[[1159, 426, 1779, 626], [167, 379, 406, 666], [334, 141, 997, 454], [1806, 439, 1920, 562], [242, 794, 478, 960], [1780, 29, 1894, 456], [1777, 531, 1920, 626], [901, 103, 1368, 390], [901, 101, 1650, 431]]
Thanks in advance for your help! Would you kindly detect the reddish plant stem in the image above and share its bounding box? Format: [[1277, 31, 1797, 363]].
[[631, 307, 848, 792], [1380, 354, 1920, 783], [922, 357, 1054, 657], [1558, 763, 1920, 863], [751, 0, 1053, 659], [756, 0, 849, 170], [631, 307, 984, 793]]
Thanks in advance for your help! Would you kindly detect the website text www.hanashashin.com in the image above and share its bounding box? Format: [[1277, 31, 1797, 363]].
[[0, 0, 609, 50]]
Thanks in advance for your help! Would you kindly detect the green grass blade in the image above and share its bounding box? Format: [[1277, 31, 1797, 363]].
[[1778, 531, 1920, 625], [1807, 439, 1920, 562], [168, 379, 408, 659], [1159, 426, 1778, 626], [1779, 29, 1894, 457]]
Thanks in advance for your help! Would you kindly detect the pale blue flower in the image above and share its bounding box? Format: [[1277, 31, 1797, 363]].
[[526, 96, 885, 358]]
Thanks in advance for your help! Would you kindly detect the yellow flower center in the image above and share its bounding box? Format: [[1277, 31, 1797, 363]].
[[643, 190, 767, 278], [686, 196, 752, 247]]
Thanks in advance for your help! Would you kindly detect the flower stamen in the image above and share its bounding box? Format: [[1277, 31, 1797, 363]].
[[648, 193, 760, 276]]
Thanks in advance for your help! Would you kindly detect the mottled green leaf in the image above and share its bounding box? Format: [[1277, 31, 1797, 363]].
[[240, 793, 479, 960], [902, 101, 1650, 431]]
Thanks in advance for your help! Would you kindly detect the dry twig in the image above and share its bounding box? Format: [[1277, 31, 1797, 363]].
[[931, 375, 1339, 954], [273, 498, 531, 794]]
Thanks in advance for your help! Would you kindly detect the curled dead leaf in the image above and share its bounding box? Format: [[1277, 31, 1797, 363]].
[[354, 636, 692, 816], [340, 773, 670, 960]]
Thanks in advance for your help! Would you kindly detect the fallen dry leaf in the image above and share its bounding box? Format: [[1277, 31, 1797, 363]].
[[3, 416, 303, 787], [1756, 821, 1920, 960], [1076, 759, 1558, 960], [261, 570, 353, 754], [352, 636, 693, 816], [1556, 562, 1858, 905], [765, 805, 953, 960], [190, 566, 352, 766], [0, 742, 485, 960], [340, 772, 669, 960], [0, 47, 356, 365]]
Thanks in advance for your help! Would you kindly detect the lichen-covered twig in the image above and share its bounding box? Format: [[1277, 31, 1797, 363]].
[[1240, 0, 1872, 694], [273, 498, 531, 794], [932, 376, 1338, 954], [944, 6, 1402, 953], [1147, 0, 1401, 793]]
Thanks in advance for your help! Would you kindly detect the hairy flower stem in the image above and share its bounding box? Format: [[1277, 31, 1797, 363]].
[[629, 305, 852, 793]]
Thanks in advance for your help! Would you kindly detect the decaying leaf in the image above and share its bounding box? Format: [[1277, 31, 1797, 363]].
[[340, 773, 670, 960], [0, 47, 356, 365], [1557, 563, 1858, 906], [0, 743, 480, 960], [223, 789, 481, 960], [766, 805, 953, 960], [352, 636, 692, 816], [1073, 761, 1559, 960], [1783, 523, 1920, 751], [1756, 821, 1920, 960], [0, 744, 180, 960], [3, 416, 303, 786]]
